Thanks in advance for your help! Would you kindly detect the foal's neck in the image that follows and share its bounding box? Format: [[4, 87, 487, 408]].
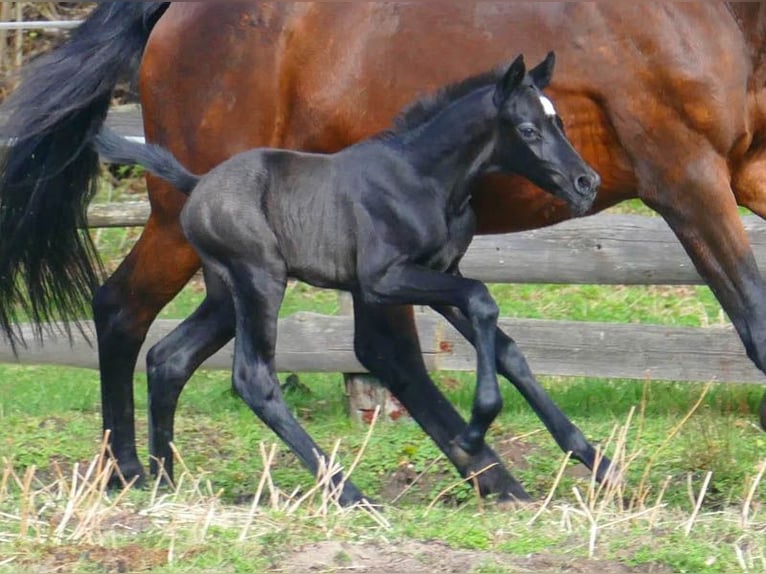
[[399, 86, 496, 210]]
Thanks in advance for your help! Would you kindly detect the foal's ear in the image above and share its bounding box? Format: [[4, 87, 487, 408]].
[[494, 54, 526, 108], [529, 51, 556, 90]]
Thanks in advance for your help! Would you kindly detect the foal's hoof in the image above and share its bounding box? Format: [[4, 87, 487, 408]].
[[337, 484, 377, 509], [450, 442, 477, 468], [108, 462, 147, 490], [594, 456, 624, 489], [496, 493, 535, 511], [451, 432, 484, 464]]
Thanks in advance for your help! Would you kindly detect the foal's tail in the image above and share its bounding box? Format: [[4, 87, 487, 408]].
[[94, 129, 200, 196], [0, 2, 169, 347]]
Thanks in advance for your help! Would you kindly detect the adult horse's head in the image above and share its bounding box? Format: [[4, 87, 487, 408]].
[[490, 53, 599, 216]]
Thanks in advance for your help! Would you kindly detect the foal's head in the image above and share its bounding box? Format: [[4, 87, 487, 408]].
[[491, 53, 599, 216]]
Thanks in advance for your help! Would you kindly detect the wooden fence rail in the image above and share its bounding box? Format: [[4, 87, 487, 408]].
[[87, 202, 766, 286], [1, 313, 762, 384]]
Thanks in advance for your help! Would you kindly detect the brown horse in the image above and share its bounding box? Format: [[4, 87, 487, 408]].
[[1, 2, 766, 497]]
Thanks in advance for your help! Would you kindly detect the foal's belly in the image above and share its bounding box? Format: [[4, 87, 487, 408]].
[[283, 239, 358, 290]]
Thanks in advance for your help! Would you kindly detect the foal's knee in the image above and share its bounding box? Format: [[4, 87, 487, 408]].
[[466, 283, 499, 327]]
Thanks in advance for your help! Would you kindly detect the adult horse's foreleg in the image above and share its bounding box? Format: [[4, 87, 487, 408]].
[[352, 298, 531, 502], [731, 150, 766, 429], [642, 153, 766, 427], [92, 197, 201, 484], [146, 269, 235, 481], [432, 305, 617, 484]]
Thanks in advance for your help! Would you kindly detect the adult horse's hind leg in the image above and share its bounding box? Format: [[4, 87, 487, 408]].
[[92, 189, 200, 484], [146, 269, 235, 481], [352, 297, 531, 502], [432, 305, 616, 484]]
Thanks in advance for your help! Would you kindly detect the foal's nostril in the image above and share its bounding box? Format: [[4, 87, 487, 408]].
[[576, 173, 600, 194], [576, 175, 593, 194]]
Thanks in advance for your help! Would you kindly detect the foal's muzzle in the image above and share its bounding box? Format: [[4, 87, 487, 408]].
[[569, 169, 600, 216]]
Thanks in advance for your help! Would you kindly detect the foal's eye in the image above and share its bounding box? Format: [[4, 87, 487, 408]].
[[517, 124, 539, 140]]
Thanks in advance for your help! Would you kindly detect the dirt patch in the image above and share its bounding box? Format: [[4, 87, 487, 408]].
[[377, 433, 594, 506], [277, 540, 671, 574], [19, 544, 167, 574]]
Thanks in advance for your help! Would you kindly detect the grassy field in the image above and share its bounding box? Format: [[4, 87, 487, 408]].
[[1, 193, 765, 573]]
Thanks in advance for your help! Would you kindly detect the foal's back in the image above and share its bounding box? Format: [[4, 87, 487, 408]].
[[181, 143, 421, 290]]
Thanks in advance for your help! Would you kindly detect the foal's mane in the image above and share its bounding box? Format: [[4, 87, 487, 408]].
[[390, 66, 504, 135]]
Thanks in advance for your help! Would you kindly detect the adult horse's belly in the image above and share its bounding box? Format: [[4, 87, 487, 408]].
[[141, 2, 747, 232]]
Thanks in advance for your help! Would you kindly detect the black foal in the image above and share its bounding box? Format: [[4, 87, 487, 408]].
[[95, 53, 605, 504]]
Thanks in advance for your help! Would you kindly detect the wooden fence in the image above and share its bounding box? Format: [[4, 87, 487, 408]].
[[0, 105, 763, 385], [3, 203, 766, 386]]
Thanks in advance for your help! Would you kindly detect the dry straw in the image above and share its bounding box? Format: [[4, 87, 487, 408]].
[[1, 397, 764, 569], [0, 408, 390, 557]]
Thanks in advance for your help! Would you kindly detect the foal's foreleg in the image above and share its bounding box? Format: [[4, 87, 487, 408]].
[[146, 269, 235, 481], [352, 299, 531, 501], [433, 305, 617, 485], [363, 266, 501, 455]]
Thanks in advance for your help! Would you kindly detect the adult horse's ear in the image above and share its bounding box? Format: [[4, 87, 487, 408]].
[[494, 54, 526, 108], [529, 51, 556, 90]]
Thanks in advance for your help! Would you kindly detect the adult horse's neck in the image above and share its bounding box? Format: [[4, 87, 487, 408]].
[[396, 86, 497, 212], [728, 2, 766, 87]]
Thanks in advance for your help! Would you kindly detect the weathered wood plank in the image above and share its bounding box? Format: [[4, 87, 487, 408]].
[[461, 215, 766, 285], [2, 313, 763, 385], [104, 105, 145, 140], [82, 205, 766, 286], [86, 201, 150, 228]]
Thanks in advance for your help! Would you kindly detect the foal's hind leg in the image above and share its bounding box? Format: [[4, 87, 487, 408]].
[[352, 298, 531, 502], [433, 305, 617, 485], [92, 189, 200, 484], [146, 269, 235, 481], [209, 257, 367, 506]]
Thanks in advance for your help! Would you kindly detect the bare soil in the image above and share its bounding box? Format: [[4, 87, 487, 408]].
[[277, 540, 672, 574], [19, 539, 672, 574]]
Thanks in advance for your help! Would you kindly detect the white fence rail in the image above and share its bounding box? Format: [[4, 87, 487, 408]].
[[0, 20, 82, 31]]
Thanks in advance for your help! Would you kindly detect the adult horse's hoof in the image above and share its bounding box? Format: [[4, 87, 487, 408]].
[[759, 392, 766, 431]]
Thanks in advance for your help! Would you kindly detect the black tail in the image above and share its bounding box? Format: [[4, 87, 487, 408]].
[[95, 128, 200, 195], [0, 2, 169, 348]]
